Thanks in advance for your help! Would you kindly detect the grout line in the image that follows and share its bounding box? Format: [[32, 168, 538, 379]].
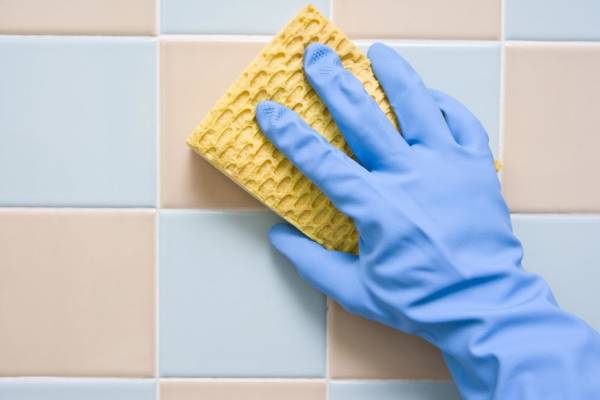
[[155, 1, 161, 395], [0, 377, 156, 382], [325, 299, 331, 399], [0, 34, 156, 40], [330, 379, 454, 384], [158, 378, 328, 382], [0, 207, 156, 211], [352, 38, 501, 46], [498, 0, 507, 184]]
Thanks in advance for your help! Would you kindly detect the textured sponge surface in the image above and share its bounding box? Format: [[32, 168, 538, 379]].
[[187, 5, 396, 252]]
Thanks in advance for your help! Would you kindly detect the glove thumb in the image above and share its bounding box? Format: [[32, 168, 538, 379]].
[[269, 223, 365, 311]]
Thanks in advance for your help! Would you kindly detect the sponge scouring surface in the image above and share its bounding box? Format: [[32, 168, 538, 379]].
[[186, 5, 396, 252]]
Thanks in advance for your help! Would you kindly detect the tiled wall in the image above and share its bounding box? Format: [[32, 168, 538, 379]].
[[1, 0, 599, 399]]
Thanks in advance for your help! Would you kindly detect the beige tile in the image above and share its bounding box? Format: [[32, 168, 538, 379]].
[[329, 302, 449, 379], [503, 44, 600, 212], [160, 40, 264, 208], [0, 0, 155, 35], [160, 379, 326, 400], [0, 209, 155, 377], [332, 0, 500, 39]]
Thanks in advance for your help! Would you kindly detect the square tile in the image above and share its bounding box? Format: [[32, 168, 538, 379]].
[[330, 381, 460, 400], [0, 0, 155, 35], [160, 0, 329, 34], [503, 44, 600, 212], [512, 215, 600, 331], [160, 379, 325, 400], [333, 0, 500, 39], [506, 0, 600, 40], [0, 379, 155, 400], [0, 37, 156, 207], [361, 44, 501, 155], [159, 211, 326, 377], [160, 40, 263, 208], [0, 210, 155, 377], [329, 302, 449, 379]]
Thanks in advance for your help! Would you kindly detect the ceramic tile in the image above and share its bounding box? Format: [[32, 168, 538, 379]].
[[360, 44, 501, 155], [503, 44, 600, 212], [160, 379, 325, 400], [0, 0, 155, 35], [0, 209, 155, 377], [160, 0, 329, 34], [506, 0, 600, 40], [0, 37, 156, 207], [159, 211, 326, 377], [160, 40, 263, 208], [512, 215, 600, 331], [333, 0, 500, 39], [0, 379, 155, 400], [329, 302, 449, 379], [329, 381, 460, 400]]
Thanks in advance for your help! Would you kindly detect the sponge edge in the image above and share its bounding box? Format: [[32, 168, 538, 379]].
[[187, 4, 395, 252]]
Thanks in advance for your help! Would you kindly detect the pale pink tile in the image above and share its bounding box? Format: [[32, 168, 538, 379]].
[[332, 0, 500, 39], [160, 379, 326, 400], [0, 209, 155, 376], [503, 44, 600, 212], [0, 0, 155, 35], [329, 302, 450, 379]]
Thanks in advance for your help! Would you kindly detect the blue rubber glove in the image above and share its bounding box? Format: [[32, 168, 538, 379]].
[[255, 43, 600, 399]]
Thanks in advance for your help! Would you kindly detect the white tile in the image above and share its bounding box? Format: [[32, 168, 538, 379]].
[[506, 0, 600, 40], [161, 0, 329, 34], [513, 215, 600, 331], [0, 379, 155, 400], [329, 381, 460, 400], [159, 211, 326, 376], [0, 37, 156, 207]]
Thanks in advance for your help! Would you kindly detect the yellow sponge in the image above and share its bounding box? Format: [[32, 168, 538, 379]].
[[187, 5, 391, 252], [187, 5, 500, 253]]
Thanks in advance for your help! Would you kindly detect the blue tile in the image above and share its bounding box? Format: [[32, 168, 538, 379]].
[[512, 215, 600, 331], [330, 381, 460, 400], [161, 0, 329, 34], [360, 44, 501, 155], [159, 211, 326, 377], [506, 0, 600, 40], [0, 37, 156, 207], [0, 379, 155, 400]]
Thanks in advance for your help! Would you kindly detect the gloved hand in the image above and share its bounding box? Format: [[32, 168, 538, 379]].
[[255, 43, 600, 399]]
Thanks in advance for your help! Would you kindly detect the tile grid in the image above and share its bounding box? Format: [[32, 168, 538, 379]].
[[2, 0, 600, 399]]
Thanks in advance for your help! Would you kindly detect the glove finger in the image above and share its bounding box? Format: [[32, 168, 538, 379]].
[[256, 101, 370, 218], [303, 43, 407, 171], [269, 223, 368, 313], [368, 43, 453, 149], [430, 89, 490, 152]]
